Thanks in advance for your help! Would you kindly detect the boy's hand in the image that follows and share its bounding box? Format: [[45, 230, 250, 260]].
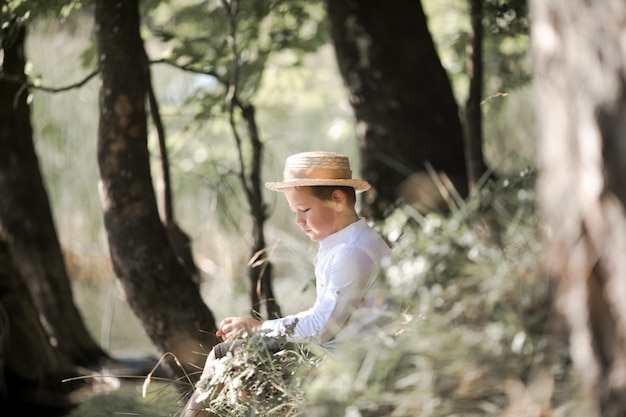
[[217, 316, 262, 340]]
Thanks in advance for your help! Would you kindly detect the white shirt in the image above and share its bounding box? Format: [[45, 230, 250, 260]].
[[261, 218, 392, 350]]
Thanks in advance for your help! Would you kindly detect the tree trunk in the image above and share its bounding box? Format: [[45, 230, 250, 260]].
[[530, 1, 626, 415], [0, 23, 107, 367], [94, 0, 219, 381], [326, 0, 468, 218], [146, 55, 201, 286], [464, 0, 489, 190], [240, 104, 282, 320], [0, 238, 83, 414]]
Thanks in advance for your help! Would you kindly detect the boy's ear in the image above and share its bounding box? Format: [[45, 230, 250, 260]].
[[331, 189, 347, 208], [331, 189, 343, 200]]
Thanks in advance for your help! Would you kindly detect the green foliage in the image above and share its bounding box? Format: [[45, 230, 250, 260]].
[[1, 0, 81, 54], [146, 0, 327, 102], [304, 170, 594, 416], [422, 0, 534, 175], [189, 171, 595, 417], [142, 0, 330, 237], [483, 0, 530, 91], [423, 0, 530, 103], [1, 0, 82, 26]]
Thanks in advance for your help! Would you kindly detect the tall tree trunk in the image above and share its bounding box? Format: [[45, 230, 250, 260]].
[[0, 23, 107, 367], [240, 104, 282, 320], [146, 50, 201, 286], [0, 238, 82, 414], [531, 1, 626, 415], [326, 0, 468, 218], [464, 0, 489, 190], [94, 0, 219, 381]]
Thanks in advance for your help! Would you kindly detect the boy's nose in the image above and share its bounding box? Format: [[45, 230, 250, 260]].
[[295, 212, 305, 225]]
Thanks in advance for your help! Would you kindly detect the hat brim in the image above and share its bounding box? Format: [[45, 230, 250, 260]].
[[265, 178, 371, 193]]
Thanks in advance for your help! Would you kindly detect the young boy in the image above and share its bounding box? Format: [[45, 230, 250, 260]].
[[181, 151, 392, 416]]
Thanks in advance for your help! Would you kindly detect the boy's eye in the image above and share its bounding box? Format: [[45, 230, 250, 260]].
[[290, 206, 310, 214]]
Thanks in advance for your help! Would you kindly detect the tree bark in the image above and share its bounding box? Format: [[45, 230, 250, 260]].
[[146, 50, 201, 286], [0, 238, 83, 414], [0, 22, 107, 367], [326, 0, 468, 218], [531, 1, 626, 415], [240, 104, 282, 320], [464, 0, 489, 190], [95, 0, 219, 381]]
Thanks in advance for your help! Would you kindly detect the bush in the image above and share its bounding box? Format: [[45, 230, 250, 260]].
[[191, 170, 596, 417], [194, 332, 322, 416]]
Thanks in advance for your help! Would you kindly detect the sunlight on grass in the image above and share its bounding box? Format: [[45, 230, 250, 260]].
[[67, 380, 181, 417]]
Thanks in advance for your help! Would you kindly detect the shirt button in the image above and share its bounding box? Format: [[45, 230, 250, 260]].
[[336, 290, 341, 295]]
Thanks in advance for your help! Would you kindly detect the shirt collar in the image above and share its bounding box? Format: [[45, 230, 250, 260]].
[[319, 218, 364, 248]]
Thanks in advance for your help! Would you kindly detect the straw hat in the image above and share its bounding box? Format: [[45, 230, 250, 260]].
[[265, 151, 371, 193]]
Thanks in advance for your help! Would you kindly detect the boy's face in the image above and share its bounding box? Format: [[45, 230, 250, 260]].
[[283, 187, 341, 242]]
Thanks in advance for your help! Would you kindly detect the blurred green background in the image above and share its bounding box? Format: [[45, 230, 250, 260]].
[[26, 0, 534, 356], [19, 2, 554, 415]]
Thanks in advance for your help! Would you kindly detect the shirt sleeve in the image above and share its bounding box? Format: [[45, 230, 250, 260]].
[[260, 246, 376, 344]]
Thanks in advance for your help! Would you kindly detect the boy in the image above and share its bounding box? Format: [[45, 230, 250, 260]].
[[181, 151, 392, 416]]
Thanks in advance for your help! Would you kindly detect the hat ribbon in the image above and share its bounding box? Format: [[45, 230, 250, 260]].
[[284, 167, 352, 180]]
